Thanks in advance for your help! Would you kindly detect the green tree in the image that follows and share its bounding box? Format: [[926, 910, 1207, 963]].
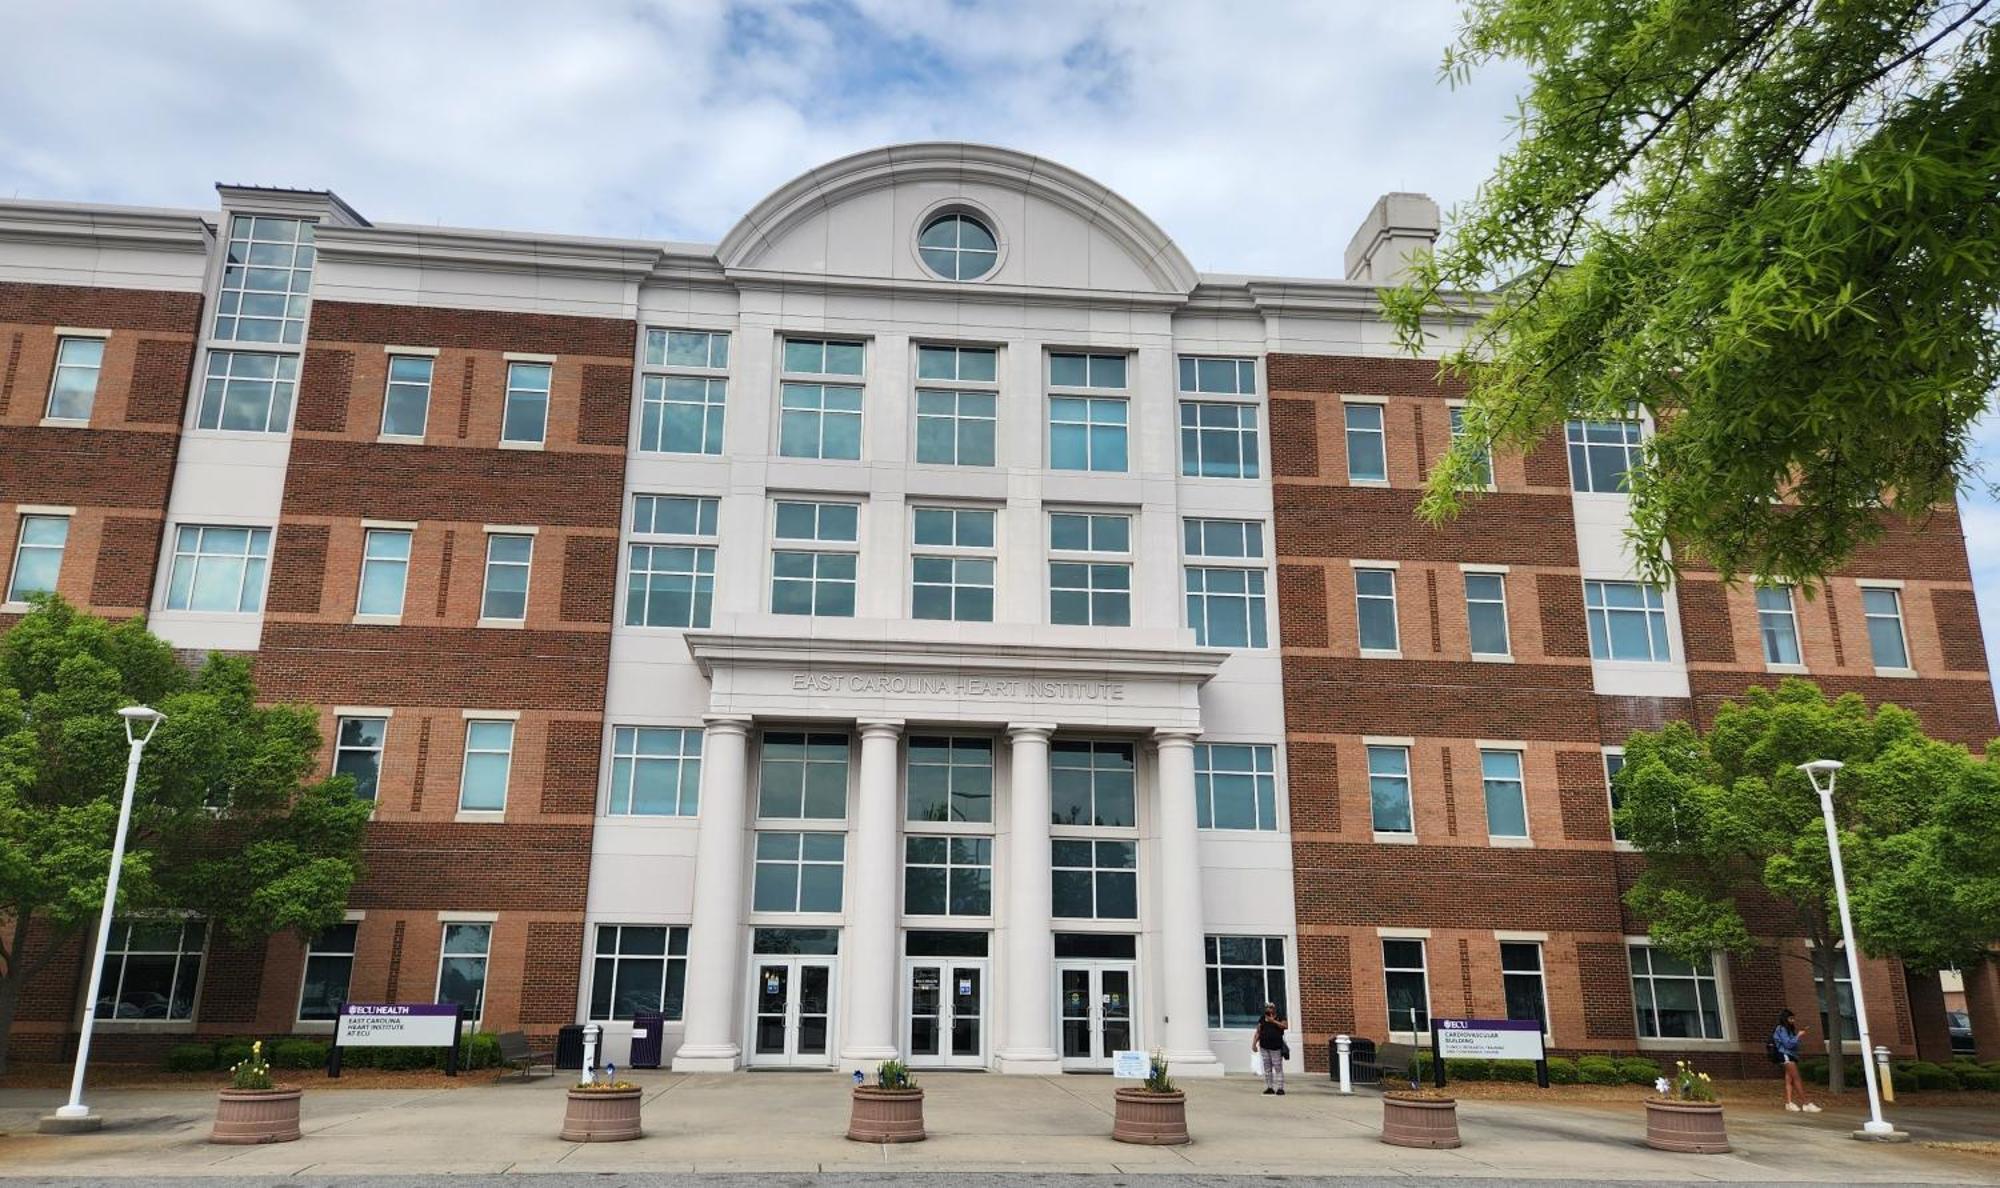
[[1615, 679, 1999, 1092], [0, 598, 369, 1072], [1387, 1, 2000, 584]]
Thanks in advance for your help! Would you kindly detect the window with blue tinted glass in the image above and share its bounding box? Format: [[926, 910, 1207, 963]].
[[1481, 748, 1528, 838], [1344, 402, 1386, 482]]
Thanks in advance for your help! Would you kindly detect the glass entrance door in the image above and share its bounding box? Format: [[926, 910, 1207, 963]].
[[747, 957, 836, 1066], [905, 959, 985, 1068], [1056, 962, 1137, 1070]]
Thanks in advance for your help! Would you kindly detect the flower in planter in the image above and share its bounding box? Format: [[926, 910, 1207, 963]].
[[1659, 1060, 1718, 1103], [1144, 1050, 1176, 1094], [1654, 1077, 1670, 1096], [229, 1041, 274, 1091], [875, 1059, 917, 1091]]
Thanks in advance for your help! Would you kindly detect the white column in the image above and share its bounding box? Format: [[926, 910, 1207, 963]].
[[997, 723, 1062, 1073], [1154, 729, 1222, 1074], [840, 718, 904, 1070], [672, 715, 753, 1072]]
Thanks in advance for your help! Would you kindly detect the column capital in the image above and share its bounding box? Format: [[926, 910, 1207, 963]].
[[701, 714, 754, 737], [1006, 722, 1058, 740], [1152, 727, 1201, 749], [857, 718, 905, 740]]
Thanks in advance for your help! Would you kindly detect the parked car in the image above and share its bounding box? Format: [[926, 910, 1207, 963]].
[[1947, 1010, 1976, 1056]]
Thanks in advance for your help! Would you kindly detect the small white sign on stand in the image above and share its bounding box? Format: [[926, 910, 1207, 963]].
[[1111, 1050, 1149, 1079]]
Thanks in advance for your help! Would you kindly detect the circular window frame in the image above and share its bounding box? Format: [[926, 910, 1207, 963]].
[[912, 201, 1007, 284]]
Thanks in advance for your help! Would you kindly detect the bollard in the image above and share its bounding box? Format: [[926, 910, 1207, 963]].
[[582, 1023, 602, 1083], [1336, 1034, 1353, 1095], [1875, 1046, 1894, 1103]]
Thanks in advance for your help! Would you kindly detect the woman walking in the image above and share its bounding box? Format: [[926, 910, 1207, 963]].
[[1772, 1009, 1821, 1112], [1254, 1003, 1288, 1095]]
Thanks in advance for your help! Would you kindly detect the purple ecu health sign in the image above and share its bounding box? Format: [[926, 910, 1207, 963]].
[[330, 1002, 465, 1077], [1434, 1017, 1546, 1061]]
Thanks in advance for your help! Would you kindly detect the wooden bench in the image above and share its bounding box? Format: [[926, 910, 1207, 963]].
[[495, 1030, 555, 1080]]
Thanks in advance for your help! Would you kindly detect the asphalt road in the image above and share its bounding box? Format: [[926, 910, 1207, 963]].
[[0, 1177, 1984, 1187]]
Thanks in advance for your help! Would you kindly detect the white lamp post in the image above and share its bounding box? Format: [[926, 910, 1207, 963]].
[[48, 706, 164, 1130], [1796, 759, 1902, 1141]]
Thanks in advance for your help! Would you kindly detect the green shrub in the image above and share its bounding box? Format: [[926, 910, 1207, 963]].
[[1577, 1055, 1622, 1085], [214, 1039, 256, 1069], [1617, 1057, 1662, 1084], [165, 1042, 217, 1072], [460, 1032, 501, 1070], [1958, 1069, 2000, 1091], [268, 1038, 329, 1069], [372, 1045, 439, 1070], [1803, 1057, 1863, 1086], [1489, 1059, 1538, 1083], [1907, 1061, 1962, 1091], [1545, 1056, 1579, 1084], [1445, 1058, 1493, 1081]]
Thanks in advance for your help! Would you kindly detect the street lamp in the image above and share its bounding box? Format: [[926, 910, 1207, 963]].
[[49, 706, 164, 1129], [1797, 759, 1901, 1141]]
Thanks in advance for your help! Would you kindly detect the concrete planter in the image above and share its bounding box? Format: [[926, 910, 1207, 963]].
[[210, 1087, 302, 1145], [1381, 1093, 1460, 1149], [1111, 1087, 1189, 1145], [1644, 1098, 1729, 1154], [846, 1085, 925, 1143], [561, 1086, 644, 1142]]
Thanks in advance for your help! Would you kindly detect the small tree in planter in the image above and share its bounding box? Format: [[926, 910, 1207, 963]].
[[848, 1059, 924, 1143], [560, 1065, 642, 1143], [1112, 1051, 1188, 1145], [1644, 1060, 1729, 1154], [1381, 1050, 1459, 1149], [210, 1041, 302, 1145]]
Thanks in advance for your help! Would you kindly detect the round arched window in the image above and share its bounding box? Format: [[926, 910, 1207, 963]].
[[918, 212, 998, 281]]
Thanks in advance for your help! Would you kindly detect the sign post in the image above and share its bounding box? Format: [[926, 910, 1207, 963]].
[[1431, 1018, 1549, 1088], [329, 1003, 465, 1078]]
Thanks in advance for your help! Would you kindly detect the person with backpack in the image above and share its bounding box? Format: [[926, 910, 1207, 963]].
[[1771, 1008, 1820, 1112], [1254, 1002, 1289, 1095]]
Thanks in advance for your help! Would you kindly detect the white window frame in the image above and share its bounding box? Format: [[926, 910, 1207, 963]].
[[436, 921, 492, 1022], [195, 350, 298, 433], [296, 916, 362, 1024], [1498, 939, 1551, 1035], [902, 834, 995, 918], [355, 525, 412, 622], [1204, 934, 1288, 1029], [1047, 351, 1130, 473], [1184, 518, 1269, 650], [1048, 510, 1132, 628], [1354, 564, 1401, 656], [45, 334, 106, 422], [1178, 400, 1261, 479], [770, 499, 860, 618], [588, 923, 691, 1021], [501, 359, 551, 447], [913, 344, 998, 467], [778, 337, 866, 461], [1050, 837, 1138, 920], [479, 530, 535, 624], [1193, 741, 1278, 831], [625, 495, 719, 630], [1755, 584, 1805, 670], [910, 505, 997, 623], [6, 512, 71, 604], [1478, 745, 1530, 843], [380, 353, 434, 441], [606, 725, 703, 817], [1859, 583, 1913, 673], [1584, 579, 1672, 663], [752, 830, 848, 914], [1343, 399, 1388, 485], [457, 717, 516, 815], [213, 213, 315, 345], [1366, 740, 1415, 839], [1381, 936, 1431, 1038], [1566, 417, 1645, 494], [1463, 567, 1512, 659], [639, 328, 730, 456], [333, 713, 388, 802], [164, 523, 272, 613], [1627, 940, 1731, 1044], [905, 734, 995, 825], [96, 918, 208, 1024]]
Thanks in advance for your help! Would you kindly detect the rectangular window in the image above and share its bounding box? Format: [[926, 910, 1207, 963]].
[[215, 214, 314, 344], [165, 525, 271, 612], [911, 506, 995, 622], [758, 731, 849, 819], [381, 355, 433, 439], [608, 726, 701, 816], [1448, 406, 1493, 489], [646, 328, 731, 370], [1178, 355, 1256, 396], [1861, 587, 1910, 669], [1355, 567, 1399, 652], [1051, 838, 1137, 919], [1049, 352, 1126, 388], [1179, 402, 1260, 478], [7, 515, 69, 602], [779, 338, 865, 460], [915, 345, 997, 466], [1501, 941, 1548, 1031], [502, 361, 550, 445], [1185, 518, 1268, 649], [1049, 396, 1128, 472], [334, 716, 386, 800], [1050, 740, 1135, 827], [197, 350, 298, 432], [641, 376, 727, 455], [46, 336, 104, 421], [458, 720, 514, 811], [1481, 749, 1528, 839], [783, 337, 864, 376], [98, 919, 206, 1021], [1629, 944, 1724, 1039], [1382, 938, 1430, 1036], [907, 736, 994, 823], [627, 495, 718, 629], [1344, 402, 1386, 482], [633, 494, 718, 536], [904, 836, 993, 916], [1049, 512, 1131, 627], [1585, 580, 1671, 662], [1205, 935, 1287, 1028], [771, 500, 859, 617], [1368, 744, 1413, 834], [590, 924, 690, 1021], [1567, 418, 1644, 493], [356, 528, 410, 617], [1605, 750, 1627, 842], [753, 831, 846, 912], [1756, 585, 1802, 665], [480, 533, 533, 621], [1465, 571, 1511, 656], [1194, 742, 1277, 830], [1816, 950, 1858, 1041], [437, 922, 490, 1020], [298, 921, 358, 1021]]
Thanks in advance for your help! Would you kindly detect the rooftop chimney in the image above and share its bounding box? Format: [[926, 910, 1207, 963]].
[[1343, 192, 1440, 285]]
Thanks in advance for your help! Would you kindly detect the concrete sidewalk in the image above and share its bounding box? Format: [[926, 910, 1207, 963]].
[[0, 1071, 1994, 1181]]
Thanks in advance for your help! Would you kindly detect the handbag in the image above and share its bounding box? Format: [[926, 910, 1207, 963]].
[[1280, 1040, 1292, 1060]]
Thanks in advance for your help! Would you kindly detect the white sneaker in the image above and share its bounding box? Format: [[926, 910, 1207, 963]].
[[1802, 1103, 1822, 1113], [1785, 1102, 1801, 1112]]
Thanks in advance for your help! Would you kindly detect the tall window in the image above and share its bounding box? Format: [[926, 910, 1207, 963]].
[[165, 525, 271, 612], [1180, 402, 1260, 478], [356, 528, 410, 617], [753, 832, 846, 912], [1448, 406, 1493, 488], [1501, 941, 1548, 1030], [1382, 938, 1430, 1035], [779, 338, 864, 460], [1049, 511, 1131, 627], [45, 336, 104, 421], [298, 922, 358, 1021], [480, 533, 533, 621], [1861, 586, 1910, 669], [1816, 948, 1858, 1041], [98, 919, 206, 1020], [437, 923, 491, 1020], [458, 720, 515, 811], [607, 726, 702, 816], [907, 736, 993, 823], [1048, 352, 1128, 472], [1481, 749, 1528, 839], [1756, 585, 1801, 665], [381, 355, 433, 439], [758, 732, 848, 819], [1196, 742, 1277, 830], [590, 924, 689, 1021], [214, 214, 314, 344], [1566, 418, 1644, 493], [627, 495, 718, 629], [1629, 944, 1725, 1039], [502, 361, 550, 445], [1604, 750, 1627, 842], [197, 351, 298, 432], [1344, 402, 1386, 482], [1368, 744, 1413, 834], [915, 345, 997, 466], [7, 515, 69, 602], [1205, 935, 1287, 1028], [1050, 740, 1135, 827], [1184, 518, 1267, 648], [334, 716, 386, 800], [1051, 839, 1137, 919], [1465, 571, 1510, 656], [771, 500, 858, 617], [640, 329, 729, 455], [1585, 580, 1671, 662], [1355, 567, 1400, 652], [904, 836, 993, 915], [912, 506, 996, 622]]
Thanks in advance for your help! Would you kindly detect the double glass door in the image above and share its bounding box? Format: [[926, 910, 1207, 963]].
[[905, 959, 985, 1067], [749, 957, 835, 1066], [1058, 962, 1136, 1070]]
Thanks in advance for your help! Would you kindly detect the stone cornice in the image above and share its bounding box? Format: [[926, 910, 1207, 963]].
[[683, 630, 1225, 685], [0, 199, 211, 257], [313, 223, 663, 282]]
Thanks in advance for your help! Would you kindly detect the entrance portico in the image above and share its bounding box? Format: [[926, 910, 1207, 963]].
[[669, 630, 1225, 1076]]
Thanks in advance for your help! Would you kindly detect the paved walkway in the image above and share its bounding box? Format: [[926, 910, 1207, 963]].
[[1, 1071, 1995, 1182]]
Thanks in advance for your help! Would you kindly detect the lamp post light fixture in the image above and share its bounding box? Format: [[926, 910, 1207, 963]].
[[1796, 759, 1904, 1142]]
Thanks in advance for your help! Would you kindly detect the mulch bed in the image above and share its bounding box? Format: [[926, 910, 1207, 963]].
[[0, 1063, 517, 1091]]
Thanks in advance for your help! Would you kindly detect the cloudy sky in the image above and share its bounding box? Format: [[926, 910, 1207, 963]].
[[2, 0, 1994, 684]]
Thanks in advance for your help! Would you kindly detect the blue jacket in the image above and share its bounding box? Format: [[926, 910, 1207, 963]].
[[1773, 1025, 1801, 1058]]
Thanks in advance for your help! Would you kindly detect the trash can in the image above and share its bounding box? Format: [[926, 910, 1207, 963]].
[[556, 1023, 586, 1070], [629, 1012, 665, 1069]]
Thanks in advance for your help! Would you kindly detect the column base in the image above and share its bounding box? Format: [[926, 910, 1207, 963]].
[[1160, 1049, 1225, 1078], [671, 1044, 741, 1073], [994, 1049, 1064, 1075], [1853, 1124, 1910, 1143], [839, 1046, 902, 1075]]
